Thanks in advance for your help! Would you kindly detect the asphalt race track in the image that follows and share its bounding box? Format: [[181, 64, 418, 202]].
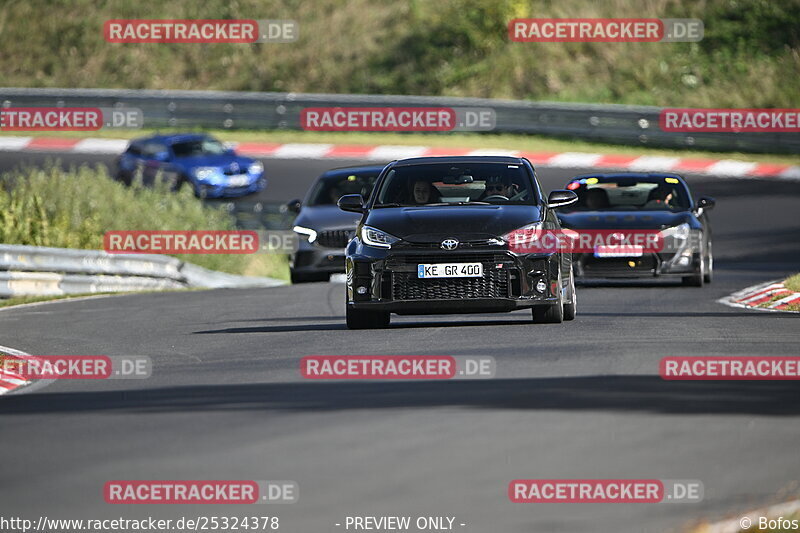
[[1, 151, 799, 532]]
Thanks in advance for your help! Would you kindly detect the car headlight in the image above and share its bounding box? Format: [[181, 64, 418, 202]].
[[293, 225, 317, 243], [248, 161, 264, 174], [193, 167, 218, 181], [361, 226, 400, 249], [501, 222, 543, 248], [661, 223, 691, 253], [661, 222, 690, 242]]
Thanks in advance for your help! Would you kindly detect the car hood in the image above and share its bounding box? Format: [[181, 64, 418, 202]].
[[172, 154, 254, 172], [558, 210, 693, 230], [365, 205, 542, 241], [294, 206, 362, 230]]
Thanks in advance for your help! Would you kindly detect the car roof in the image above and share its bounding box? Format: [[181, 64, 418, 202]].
[[320, 165, 385, 179], [392, 156, 527, 166], [130, 133, 211, 145], [569, 172, 687, 183]]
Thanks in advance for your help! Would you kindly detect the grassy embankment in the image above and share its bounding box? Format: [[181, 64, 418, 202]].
[[0, 165, 289, 289], [1, 0, 798, 109]]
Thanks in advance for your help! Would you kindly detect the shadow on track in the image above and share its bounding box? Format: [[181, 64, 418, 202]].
[[195, 323, 347, 334], [3, 376, 800, 416], [192, 309, 782, 334]]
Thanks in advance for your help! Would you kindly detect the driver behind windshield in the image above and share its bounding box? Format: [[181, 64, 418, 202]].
[[481, 175, 515, 200], [411, 179, 440, 204], [643, 183, 677, 210]]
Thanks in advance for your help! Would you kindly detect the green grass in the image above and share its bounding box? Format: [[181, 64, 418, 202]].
[[0, 164, 289, 280], [783, 273, 800, 293], [0, 0, 798, 109], [755, 274, 800, 311], [0, 292, 118, 308], [3, 128, 799, 166]]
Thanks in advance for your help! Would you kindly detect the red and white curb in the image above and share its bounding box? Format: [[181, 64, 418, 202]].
[[718, 279, 800, 313], [0, 136, 798, 180], [0, 344, 32, 395]]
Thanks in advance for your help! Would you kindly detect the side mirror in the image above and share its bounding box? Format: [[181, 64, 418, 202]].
[[696, 196, 715, 210], [547, 190, 578, 209], [286, 199, 302, 214], [338, 194, 365, 213]]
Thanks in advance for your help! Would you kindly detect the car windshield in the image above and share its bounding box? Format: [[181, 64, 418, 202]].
[[308, 171, 380, 206], [562, 177, 691, 212], [170, 138, 227, 158], [373, 163, 536, 206]]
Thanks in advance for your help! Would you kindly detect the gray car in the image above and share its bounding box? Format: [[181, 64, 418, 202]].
[[288, 165, 383, 283]]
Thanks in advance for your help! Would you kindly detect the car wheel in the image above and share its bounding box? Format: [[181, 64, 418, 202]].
[[703, 241, 713, 284], [532, 270, 564, 324], [532, 303, 564, 324], [682, 252, 705, 287], [346, 306, 390, 329], [563, 266, 577, 321], [115, 170, 132, 186]]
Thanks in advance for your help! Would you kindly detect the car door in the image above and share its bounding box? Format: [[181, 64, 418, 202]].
[[116, 142, 144, 184], [139, 141, 171, 185]]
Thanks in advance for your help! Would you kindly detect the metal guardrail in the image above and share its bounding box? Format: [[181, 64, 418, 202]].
[[0, 244, 285, 297], [1, 87, 797, 154], [0, 244, 183, 279]]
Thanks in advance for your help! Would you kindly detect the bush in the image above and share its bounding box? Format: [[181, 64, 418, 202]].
[[0, 164, 288, 279]]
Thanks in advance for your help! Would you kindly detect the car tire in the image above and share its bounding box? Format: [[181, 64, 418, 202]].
[[563, 267, 577, 321], [682, 252, 705, 287], [703, 242, 713, 284], [346, 306, 390, 329], [115, 170, 132, 186], [532, 303, 564, 323]]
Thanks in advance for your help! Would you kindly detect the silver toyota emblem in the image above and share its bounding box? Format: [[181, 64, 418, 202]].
[[230, 162, 239, 172], [441, 238, 459, 250]]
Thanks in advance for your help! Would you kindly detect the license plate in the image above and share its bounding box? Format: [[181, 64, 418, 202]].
[[227, 175, 250, 187], [417, 263, 483, 278], [593, 245, 644, 258]]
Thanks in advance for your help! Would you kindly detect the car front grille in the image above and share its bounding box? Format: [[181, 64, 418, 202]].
[[400, 239, 501, 249], [317, 230, 353, 248], [581, 255, 658, 276], [391, 269, 510, 300], [386, 253, 509, 266]]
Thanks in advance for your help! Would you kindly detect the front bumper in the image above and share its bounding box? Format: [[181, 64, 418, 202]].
[[291, 248, 347, 275], [346, 243, 563, 314], [197, 176, 266, 198], [291, 230, 354, 275], [574, 250, 700, 278]]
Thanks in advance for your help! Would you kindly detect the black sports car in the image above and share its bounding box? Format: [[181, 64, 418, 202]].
[[339, 156, 579, 329], [288, 165, 383, 283], [557, 173, 715, 286]]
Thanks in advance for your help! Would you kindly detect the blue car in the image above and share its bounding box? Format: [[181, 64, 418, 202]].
[[114, 133, 266, 198]]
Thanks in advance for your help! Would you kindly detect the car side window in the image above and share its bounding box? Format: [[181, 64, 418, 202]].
[[126, 144, 143, 157], [141, 143, 168, 159]]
